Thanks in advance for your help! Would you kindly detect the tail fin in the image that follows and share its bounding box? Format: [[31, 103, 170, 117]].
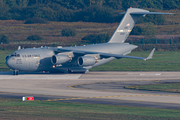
[[108, 8, 173, 43]]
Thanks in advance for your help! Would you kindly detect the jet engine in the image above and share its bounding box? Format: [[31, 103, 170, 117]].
[[51, 54, 71, 64], [78, 56, 98, 66]]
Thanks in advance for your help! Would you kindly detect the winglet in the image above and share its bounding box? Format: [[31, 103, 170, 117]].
[[144, 48, 155, 61]]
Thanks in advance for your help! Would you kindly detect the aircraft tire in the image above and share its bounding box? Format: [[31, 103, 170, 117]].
[[13, 70, 19, 75]]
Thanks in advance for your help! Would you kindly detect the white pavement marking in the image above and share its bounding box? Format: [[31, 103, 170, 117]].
[[0, 72, 82, 79], [128, 73, 162, 76]]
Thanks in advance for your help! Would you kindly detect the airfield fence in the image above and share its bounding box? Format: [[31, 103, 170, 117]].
[[125, 38, 180, 51], [126, 38, 180, 45]]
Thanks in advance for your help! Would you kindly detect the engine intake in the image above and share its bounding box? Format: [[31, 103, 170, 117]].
[[78, 56, 98, 66], [51, 54, 70, 64]]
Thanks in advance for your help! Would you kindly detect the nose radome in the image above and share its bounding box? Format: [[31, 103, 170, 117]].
[[6, 57, 14, 69], [5, 55, 10, 60]]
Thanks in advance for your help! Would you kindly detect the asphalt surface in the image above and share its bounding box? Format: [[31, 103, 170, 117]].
[[0, 71, 180, 109], [73, 80, 180, 95]]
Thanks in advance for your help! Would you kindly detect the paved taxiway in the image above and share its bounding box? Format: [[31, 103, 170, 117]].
[[0, 71, 180, 109]]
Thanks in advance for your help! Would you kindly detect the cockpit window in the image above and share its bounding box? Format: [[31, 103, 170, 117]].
[[10, 53, 20, 57], [16, 54, 20, 57]]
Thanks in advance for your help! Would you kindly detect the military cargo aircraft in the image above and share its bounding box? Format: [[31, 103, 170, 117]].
[[5, 8, 172, 75]]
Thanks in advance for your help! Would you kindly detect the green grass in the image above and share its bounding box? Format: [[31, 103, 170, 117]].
[[0, 97, 180, 120], [125, 83, 180, 93], [0, 50, 14, 71]]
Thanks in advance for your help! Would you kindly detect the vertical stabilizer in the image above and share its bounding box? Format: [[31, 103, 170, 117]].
[[108, 8, 172, 43], [108, 8, 149, 43]]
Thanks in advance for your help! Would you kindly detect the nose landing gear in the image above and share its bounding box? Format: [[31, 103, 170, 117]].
[[13, 70, 19, 75]]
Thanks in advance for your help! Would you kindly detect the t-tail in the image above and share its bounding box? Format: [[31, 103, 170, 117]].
[[108, 8, 173, 43]]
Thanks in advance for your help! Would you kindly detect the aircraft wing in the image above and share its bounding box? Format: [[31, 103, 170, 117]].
[[57, 48, 155, 61]]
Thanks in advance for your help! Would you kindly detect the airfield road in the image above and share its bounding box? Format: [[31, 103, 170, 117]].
[[0, 71, 180, 109]]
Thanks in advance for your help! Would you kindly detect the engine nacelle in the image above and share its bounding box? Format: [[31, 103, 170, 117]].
[[51, 54, 70, 64], [78, 56, 98, 66]]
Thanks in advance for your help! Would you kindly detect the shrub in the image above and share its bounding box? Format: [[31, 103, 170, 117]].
[[138, 14, 165, 25], [24, 17, 49, 24], [61, 28, 76, 37], [82, 34, 97, 41], [27, 35, 43, 41], [95, 33, 110, 43], [0, 34, 9, 44], [142, 22, 156, 39], [75, 5, 115, 23], [130, 26, 142, 35], [82, 33, 110, 43]]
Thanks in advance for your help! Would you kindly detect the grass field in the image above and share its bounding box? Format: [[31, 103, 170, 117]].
[[1, 50, 180, 71], [125, 83, 180, 93], [0, 50, 14, 70], [0, 97, 180, 120]]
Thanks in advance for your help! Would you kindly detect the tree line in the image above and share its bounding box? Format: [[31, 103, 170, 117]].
[[2, 0, 180, 10], [0, 0, 178, 23]]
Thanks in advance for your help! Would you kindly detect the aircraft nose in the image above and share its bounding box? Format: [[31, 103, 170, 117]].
[[6, 57, 14, 69], [5, 55, 10, 60]]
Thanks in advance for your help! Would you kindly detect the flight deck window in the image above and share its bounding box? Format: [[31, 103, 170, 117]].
[[16, 54, 20, 57], [10, 54, 20, 57]]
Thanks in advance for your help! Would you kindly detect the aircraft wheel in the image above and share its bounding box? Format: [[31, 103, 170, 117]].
[[13, 70, 19, 75]]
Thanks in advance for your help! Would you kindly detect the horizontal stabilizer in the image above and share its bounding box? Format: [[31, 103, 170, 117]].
[[130, 12, 173, 15]]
